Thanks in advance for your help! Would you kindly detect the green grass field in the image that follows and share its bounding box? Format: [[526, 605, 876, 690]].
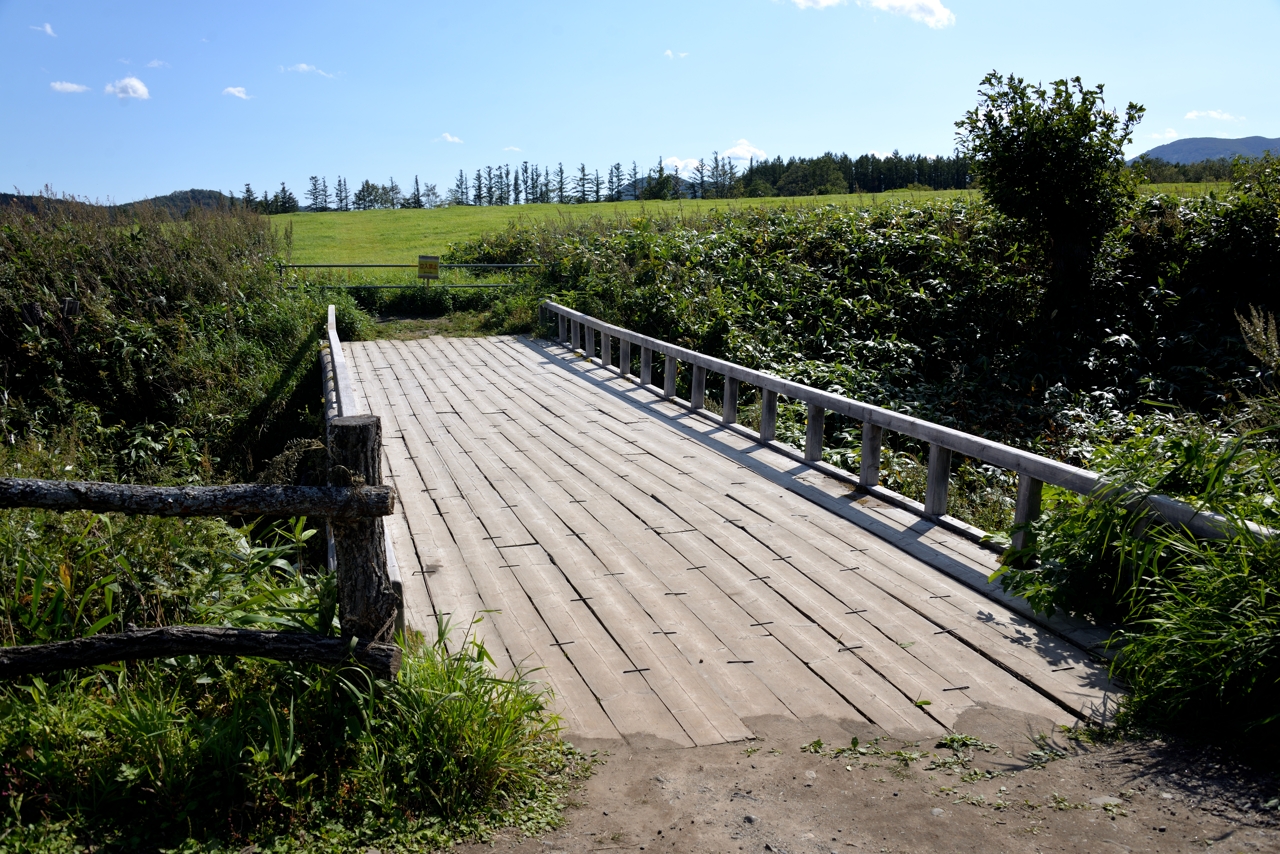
[[271, 183, 1230, 264]]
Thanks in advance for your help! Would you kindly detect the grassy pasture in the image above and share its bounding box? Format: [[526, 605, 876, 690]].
[[272, 183, 1228, 264]]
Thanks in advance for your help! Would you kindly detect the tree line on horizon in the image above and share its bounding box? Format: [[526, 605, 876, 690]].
[[234, 149, 1239, 215]]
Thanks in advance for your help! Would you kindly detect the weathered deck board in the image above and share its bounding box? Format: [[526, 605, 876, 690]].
[[345, 335, 1121, 745]]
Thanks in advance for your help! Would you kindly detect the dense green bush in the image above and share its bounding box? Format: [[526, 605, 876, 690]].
[[0, 204, 577, 852], [0, 202, 331, 478]]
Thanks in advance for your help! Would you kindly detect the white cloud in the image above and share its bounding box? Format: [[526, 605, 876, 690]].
[[664, 49, 689, 59], [503, 146, 521, 152], [724, 139, 766, 161], [104, 77, 149, 99], [1185, 109, 1242, 121], [30, 23, 56, 37], [440, 132, 463, 143], [791, 0, 845, 7], [863, 0, 954, 27], [222, 87, 250, 100], [663, 156, 700, 174], [1150, 128, 1178, 140], [146, 59, 169, 68], [286, 63, 334, 78], [867, 149, 892, 158], [50, 81, 89, 93]]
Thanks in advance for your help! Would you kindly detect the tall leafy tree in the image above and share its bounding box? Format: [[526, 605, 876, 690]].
[[955, 71, 1144, 323]]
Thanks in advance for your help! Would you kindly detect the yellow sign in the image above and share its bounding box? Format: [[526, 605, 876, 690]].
[[417, 255, 440, 281]]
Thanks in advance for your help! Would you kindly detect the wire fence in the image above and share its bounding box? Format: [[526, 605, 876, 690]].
[[279, 261, 541, 289]]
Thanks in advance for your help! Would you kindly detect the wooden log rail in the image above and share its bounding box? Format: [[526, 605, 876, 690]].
[[0, 479, 394, 520], [0, 627, 401, 681], [542, 300, 1253, 547], [0, 312, 404, 681]]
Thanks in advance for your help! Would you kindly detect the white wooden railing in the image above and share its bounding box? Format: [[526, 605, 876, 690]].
[[542, 301, 1249, 547], [322, 306, 404, 637]]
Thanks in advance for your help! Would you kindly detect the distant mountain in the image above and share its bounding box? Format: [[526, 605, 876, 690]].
[[1133, 136, 1280, 164], [1, 188, 231, 218]]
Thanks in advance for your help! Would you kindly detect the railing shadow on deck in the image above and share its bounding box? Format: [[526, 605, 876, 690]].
[[505, 334, 1124, 718]]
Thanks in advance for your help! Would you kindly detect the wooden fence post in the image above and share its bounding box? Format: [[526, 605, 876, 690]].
[[760, 389, 778, 443], [663, 356, 678, 398], [924, 443, 952, 518], [619, 339, 632, 379], [640, 347, 653, 385], [602, 332, 612, 370], [1011, 474, 1044, 558], [691, 366, 706, 410], [723, 377, 739, 425], [558, 314, 567, 343], [329, 415, 398, 642], [570, 319, 580, 351], [860, 424, 883, 489], [805, 403, 825, 462]]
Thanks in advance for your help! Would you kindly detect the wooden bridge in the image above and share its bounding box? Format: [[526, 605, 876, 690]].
[[319, 304, 1144, 748]]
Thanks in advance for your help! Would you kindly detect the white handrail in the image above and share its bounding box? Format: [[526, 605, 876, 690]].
[[542, 300, 1258, 543], [326, 305, 362, 417]]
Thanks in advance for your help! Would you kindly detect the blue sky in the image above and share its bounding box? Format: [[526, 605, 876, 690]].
[[4, 0, 1278, 203]]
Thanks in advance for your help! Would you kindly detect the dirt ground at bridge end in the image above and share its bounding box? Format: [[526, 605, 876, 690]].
[[462, 707, 1280, 854]]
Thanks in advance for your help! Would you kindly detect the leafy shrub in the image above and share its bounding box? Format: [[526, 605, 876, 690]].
[[0, 202, 331, 478]]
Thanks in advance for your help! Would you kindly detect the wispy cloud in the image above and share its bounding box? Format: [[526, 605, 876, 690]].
[[1150, 128, 1178, 140], [503, 146, 521, 152], [664, 49, 689, 59], [440, 132, 463, 144], [285, 63, 334, 78], [724, 139, 766, 161], [1185, 109, 1242, 121], [222, 87, 250, 100], [104, 77, 149, 100], [146, 59, 169, 68], [30, 23, 56, 37], [859, 0, 955, 28], [790, 0, 844, 8], [50, 81, 89, 93]]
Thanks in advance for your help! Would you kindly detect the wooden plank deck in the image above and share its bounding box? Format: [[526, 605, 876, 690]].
[[348, 334, 1121, 747]]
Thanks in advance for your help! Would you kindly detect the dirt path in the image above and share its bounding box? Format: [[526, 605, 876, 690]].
[[465, 707, 1279, 854]]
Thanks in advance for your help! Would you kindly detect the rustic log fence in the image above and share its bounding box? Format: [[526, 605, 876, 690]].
[[0, 307, 404, 680], [542, 300, 1256, 551]]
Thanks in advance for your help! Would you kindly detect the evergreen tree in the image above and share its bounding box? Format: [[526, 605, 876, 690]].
[[273, 181, 300, 213], [407, 175, 424, 209], [421, 182, 441, 208], [353, 179, 378, 211], [242, 183, 256, 210], [473, 169, 483, 206], [333, 177, 351, 211], [628, 162, 640, 200], [693, 159, 707, 200], [521, 162, 531, 204], [385, 177, 402, 208], [640, 158, 675, 201], [554, 164, 567, 204], [306, 176, 329, 212], [450, 170, 469, 205]]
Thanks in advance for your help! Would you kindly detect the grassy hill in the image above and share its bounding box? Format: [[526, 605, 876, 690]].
[[271, 184, 1227, 264]]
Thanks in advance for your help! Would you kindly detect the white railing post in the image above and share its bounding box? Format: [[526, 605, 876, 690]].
[[860, 424, 883, 489], [723, 377, 739, 425], [1012, 475, 1044, 555], [805, 403, 825, 462], [924, 444, 952, 518], [760, 389, 778, 443], [691, 365, 706, 410]]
